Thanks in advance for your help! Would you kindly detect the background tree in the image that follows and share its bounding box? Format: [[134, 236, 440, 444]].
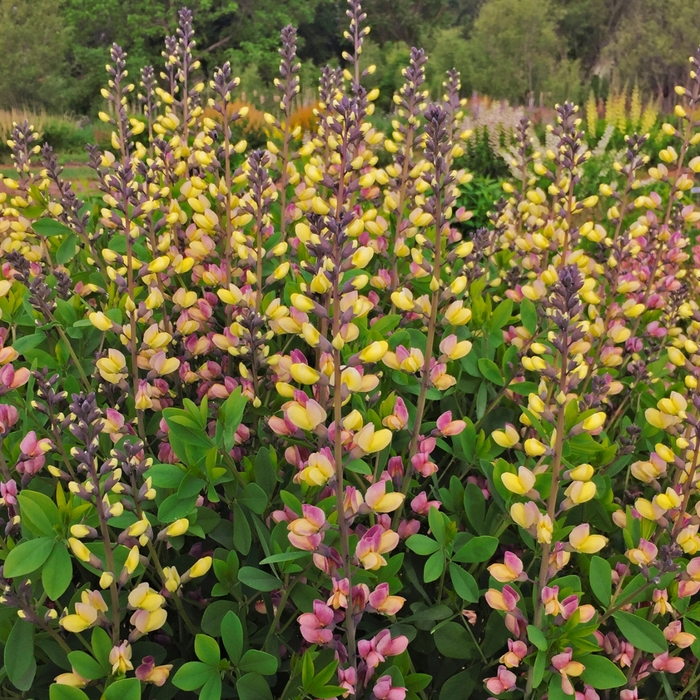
[[465, 0, 579, 103], [0, 0, 68, 110], [604, 0, 700, 107]]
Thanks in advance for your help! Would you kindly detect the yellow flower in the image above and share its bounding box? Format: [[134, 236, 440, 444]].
[[165, 518, 189, 537], [564, 480, 596, 504], [290, 364, 321, 385], [109, 641, 133, 675], [501, 467, 536, 495], [89, 311, 113, 331], [286, 399, 327, 431], [96, 349, 128, 384], [581, 412, 606, 431], [359, 341, 388, 363], [353, 424, 393, 453], [295, 452, 335, 486], [568, 464, 594, 481], [188, 556, 213, 578], [568, 524, 607, 553], [128, 583, 165, 612], [492, 424, 520, 448], [524, 438, 546, 456], [68, 537, 92, 563]]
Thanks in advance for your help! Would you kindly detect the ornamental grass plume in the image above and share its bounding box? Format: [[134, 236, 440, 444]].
[[3, 3, 700, 700]]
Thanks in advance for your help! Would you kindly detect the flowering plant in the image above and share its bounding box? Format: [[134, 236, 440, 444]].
[[2, 4, 700, 700]]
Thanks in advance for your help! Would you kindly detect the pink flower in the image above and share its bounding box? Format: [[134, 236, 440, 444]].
[[327, 578, 349, 610], [382, 397, 409, 431], [485, 585, 520, 612], [410, 491, 441, 516], [298, 600, 335, 645], [664, 621, 695, 648], [435, 411, 466, 436], [369, 583, 405, 615], [652, 651, 684, 673], [575, 687, 600, 700], [358, 630, 408, 670], [287, 505, 327, 551], [620, 690, 638, 700], [0, 404, 18, 434], [488, 552, 526, 583], [372, 675, 407, 700], [552, 648, 585, 695], [500, 639, 527, 668], [355, 525, 400, 570], [485, 666, 517, 695], [397, 519, 420, 538], [0, 365, 30, 392], [541, 586, 562, 616], [0, 479, 17, 505], [338, 666, 356, 696], [17, 431, 53, 475]]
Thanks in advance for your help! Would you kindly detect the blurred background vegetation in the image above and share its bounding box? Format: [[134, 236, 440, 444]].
[[2, 0, 699, 115], [1, 0, 699, 202]]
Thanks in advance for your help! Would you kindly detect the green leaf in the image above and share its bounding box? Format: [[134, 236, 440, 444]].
[[478, 358, 504, 385], [237, 566, 281, 592], [50, 687, 90, 700], [683, 618, 700, 659], [433, 622, 475, 660], [548, 674, 569, 700], [532, 649, 547, 688], [33, 218, 73, 237], [237, 672, 273, 700], [406, 534, 440, 556], [489, 299, 513, 330], [11, 332, 47, 355], [589, 556, 611, 605], [56, 233, 79, 264], [4, 537, 56, 578], [145, 463, 186, 488], [42, 545, 72, 600], [239, 482, 268, 515], [91, 626, 113, 669], [220, 388, 246, 452], [463, 482, 486, 535], [612, 611, 668, 653], [580, 655, 627, 689], [259, 551, 309, 565], [18, 490, 59, 537], [439, 669, 478, 700], [67, 651, 106, 680], [233, 503, 252, 554], [452, 536, 498, 563], [520, 298, 537, 334], [239, 649, 278, 675], [302, 651, 314, 690], [5, 619, 36, 691], [527, 625, 548, 651], [345, 459, 372, 474], [424, 551, 445, 583], [254, 448, 277, 495], [428, 506, 446, 545], [449, 563, 479, 602], [173, 661, 216, 691], [200, 674, 223, 700], [195, 634, 221, 666], [104, 678, 141, 700], [221, 611, 244, 664], [157, 493, 198, 522]]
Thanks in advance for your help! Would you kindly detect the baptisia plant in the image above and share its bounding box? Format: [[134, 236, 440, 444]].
[[2, 2, 700, 700]]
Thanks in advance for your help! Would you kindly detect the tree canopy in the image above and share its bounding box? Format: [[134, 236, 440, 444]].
[[2, 0, 700, 113]]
